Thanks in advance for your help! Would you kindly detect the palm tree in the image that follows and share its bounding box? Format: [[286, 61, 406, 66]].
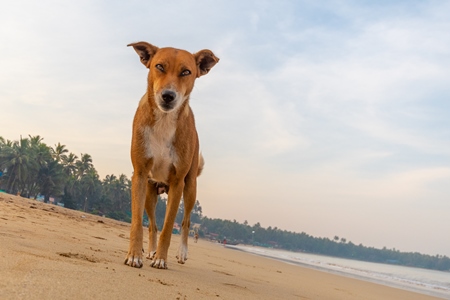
[[0, 136, 5, 155], [75, 153, 93, 179], [61, 153, 78, 177], [25, 139, 52, 198], [104, 174, 117, 185], [39, 159, 65, 203], [117, 174, 131, 211], [2, 138, 32, 194], [28, 135, 44, 148], [0, 137, 12, 190], [0, 136, 11, 169], [52, 143, 69, 163], [80, 168, 100, 212], [58, 152, 78, 208]]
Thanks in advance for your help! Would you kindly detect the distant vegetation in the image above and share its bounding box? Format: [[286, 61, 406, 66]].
[[0, 135, 131, 220], [199, 218, 450, 272], [1, 135, 449, 272]]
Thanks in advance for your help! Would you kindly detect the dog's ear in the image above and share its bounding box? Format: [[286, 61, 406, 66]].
[[127, 42, 159, 68], [194, 50, 219, 77]]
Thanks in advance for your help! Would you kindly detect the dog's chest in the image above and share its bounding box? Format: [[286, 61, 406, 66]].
[[142, 118, 178, 183]]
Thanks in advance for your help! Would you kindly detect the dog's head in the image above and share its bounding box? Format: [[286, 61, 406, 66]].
[[128, 42, 219, 113]]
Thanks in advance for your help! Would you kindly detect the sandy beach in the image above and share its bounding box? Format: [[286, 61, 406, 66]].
[[0, 193, 443, 300]]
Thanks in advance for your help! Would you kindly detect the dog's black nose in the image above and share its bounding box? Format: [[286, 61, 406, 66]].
[[162, 90, 176, 103]]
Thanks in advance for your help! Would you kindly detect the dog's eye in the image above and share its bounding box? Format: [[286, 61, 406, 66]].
[[155, 64, 164, 72], [180, 69, 191, 76]]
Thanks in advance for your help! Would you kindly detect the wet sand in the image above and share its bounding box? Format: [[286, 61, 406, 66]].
[[0, 193, 442, 300]]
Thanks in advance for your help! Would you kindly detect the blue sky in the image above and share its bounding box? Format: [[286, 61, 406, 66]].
[[1, 0, 450, 256]]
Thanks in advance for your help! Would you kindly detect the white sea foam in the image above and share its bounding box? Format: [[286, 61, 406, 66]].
[[226, 245, 450, 299]]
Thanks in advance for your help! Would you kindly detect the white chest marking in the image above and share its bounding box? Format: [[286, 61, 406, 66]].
[[142, 114, 178, 184]]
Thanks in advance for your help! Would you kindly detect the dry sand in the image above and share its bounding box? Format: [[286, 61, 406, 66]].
[[0, 193, 443, 300]]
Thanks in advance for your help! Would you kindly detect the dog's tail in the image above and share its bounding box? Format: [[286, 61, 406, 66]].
[[197, 152, 205, 177]]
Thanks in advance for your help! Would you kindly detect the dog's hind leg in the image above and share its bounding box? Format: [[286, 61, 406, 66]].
[[145, 182, 158, 260], [177, 176, 197, 264]]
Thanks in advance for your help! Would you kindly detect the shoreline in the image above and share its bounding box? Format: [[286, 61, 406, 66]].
[[0, 193, 444, 300], [225, 244, 449, 299]]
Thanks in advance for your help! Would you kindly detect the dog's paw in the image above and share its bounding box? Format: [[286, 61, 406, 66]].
[[176, 245, 188, 264], [146, 251, 156, 260], [124, 253, 143, 268], [150, 258, 168, 269]]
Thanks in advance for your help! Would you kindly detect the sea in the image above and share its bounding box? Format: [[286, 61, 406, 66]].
[[226, 245, 450, 299]]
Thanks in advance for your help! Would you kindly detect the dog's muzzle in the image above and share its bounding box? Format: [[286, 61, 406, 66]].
[[159, 90, 177, 111]]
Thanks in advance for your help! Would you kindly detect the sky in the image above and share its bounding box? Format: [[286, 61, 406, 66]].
[[1, 0, 450, 257]]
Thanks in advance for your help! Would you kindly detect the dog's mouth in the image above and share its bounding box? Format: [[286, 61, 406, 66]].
[[158, 101, 175, 112]]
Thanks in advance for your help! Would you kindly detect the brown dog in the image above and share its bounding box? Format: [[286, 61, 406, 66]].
[[124, 42, 219, 269]]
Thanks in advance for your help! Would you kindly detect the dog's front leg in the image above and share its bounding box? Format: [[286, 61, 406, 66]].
[[124, 173, 147, 268], [145, 182, 158, 260], [177, 177, 197, 264], [150, 180, 184, 269]]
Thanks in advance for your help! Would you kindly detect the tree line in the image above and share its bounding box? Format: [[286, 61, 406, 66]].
[[1, 134, 448, 272], [198, 217, 450, 272], [0, 135, 131, 220]]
